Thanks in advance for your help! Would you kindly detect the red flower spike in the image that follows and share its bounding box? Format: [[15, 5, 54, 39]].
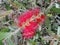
[[22, 21, 39, 39], [18, 7, 40, 27], [23, 21, 38, 33], [23, 10, 33, 19], [18, 10, 34, 27], [29, 21, 39, 30]]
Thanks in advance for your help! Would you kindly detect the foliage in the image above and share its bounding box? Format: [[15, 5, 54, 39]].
[[0, 28, 9, 32], [50, 6, 60, 13]]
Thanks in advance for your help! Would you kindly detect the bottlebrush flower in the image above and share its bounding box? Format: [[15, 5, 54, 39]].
[[18, 7, 40, 27], [22, 26, 35, 39], [22, 21, 39, 39]]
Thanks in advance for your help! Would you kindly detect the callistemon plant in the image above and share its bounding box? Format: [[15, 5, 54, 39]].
[[17, 7, 46, 40]]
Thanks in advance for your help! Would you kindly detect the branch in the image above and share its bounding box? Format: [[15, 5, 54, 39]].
[[45, 1, 55, 14], [0, 10, 13, 19]]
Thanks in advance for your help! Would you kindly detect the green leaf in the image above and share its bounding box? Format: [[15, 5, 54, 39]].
[[0, 32, 12, 40], [5, 4, 11, 10], [6, 38, 15, 45], [1, 28, 9, 32], [14, 0, 26, 9], [0, 40, 3, 45], [50, 6, 60, 13]]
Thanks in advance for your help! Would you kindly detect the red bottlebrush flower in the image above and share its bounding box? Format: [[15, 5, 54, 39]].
[[23, 21, 38, 33], [22, 27, 35, 39], [24, 11, 34, 19], [29, 21, 39, 30], [18, 10, 34, 27], [22, 21, 38, 39], [18, 7, 40, 27]]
